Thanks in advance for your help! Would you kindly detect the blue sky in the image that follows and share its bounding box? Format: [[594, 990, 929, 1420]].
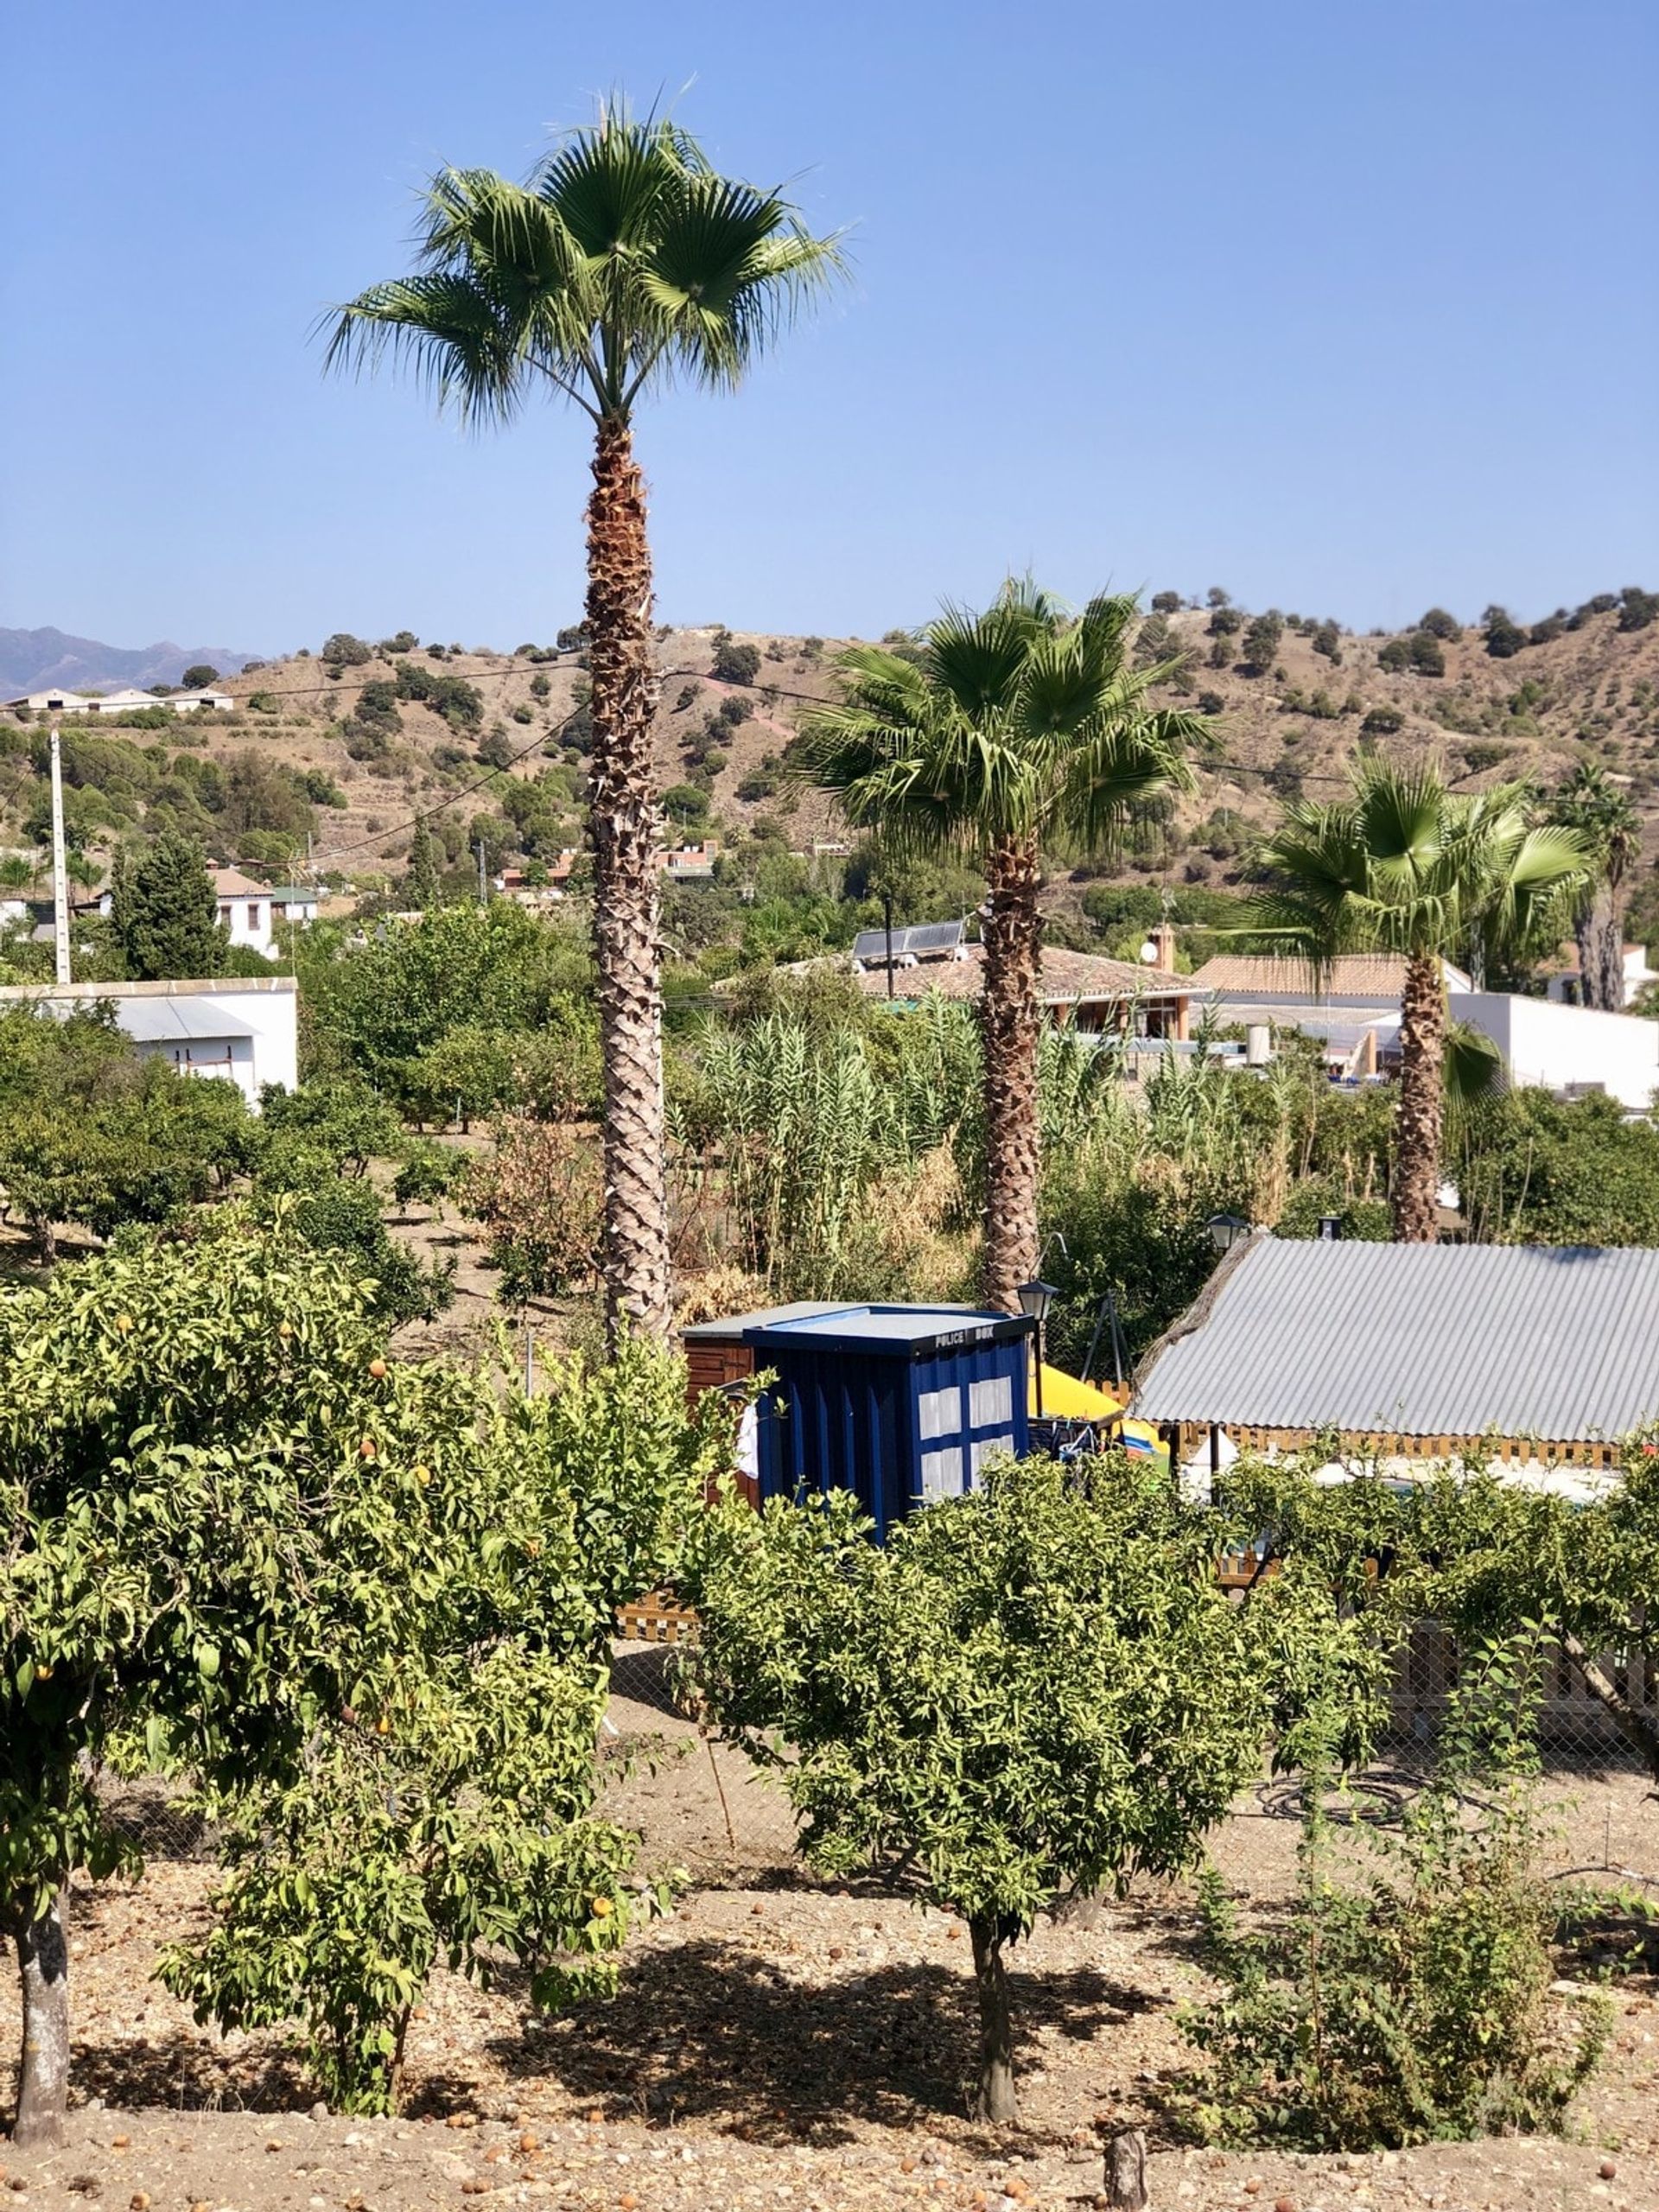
[[4, 0, 1655, 654]]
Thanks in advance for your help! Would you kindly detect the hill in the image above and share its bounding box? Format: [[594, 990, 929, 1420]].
[[0, 626, 262, 695], [4, 590, 1658, 928]]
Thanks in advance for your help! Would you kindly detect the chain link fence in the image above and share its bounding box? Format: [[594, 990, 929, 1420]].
[[601, 1627, 1659, 1903], [95, 1627, 1658, 1907]]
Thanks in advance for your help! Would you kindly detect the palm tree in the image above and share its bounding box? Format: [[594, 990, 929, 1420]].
[[323, 101, 845, 1337], [1249, 763, 1588, 1242], [1546, 763, 1642, 1011], [798, 587, 1200, 1312]]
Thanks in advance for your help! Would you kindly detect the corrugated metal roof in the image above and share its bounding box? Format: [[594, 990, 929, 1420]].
[[117, 998, 255, 1044], [1131, 1236, 1659, 1443], [853, 920, 965, 962]]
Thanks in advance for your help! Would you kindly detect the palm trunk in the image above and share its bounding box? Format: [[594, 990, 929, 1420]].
[[980, 836, 1042, 1314], [969, 1915, 1018, 2123], [13, 1888, 70, 2145], [584, 413, 671, 1339], [1392, 951, 1445, 1243]]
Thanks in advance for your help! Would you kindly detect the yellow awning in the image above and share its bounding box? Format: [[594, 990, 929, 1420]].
[[1028, 1363, 1124, 1420]]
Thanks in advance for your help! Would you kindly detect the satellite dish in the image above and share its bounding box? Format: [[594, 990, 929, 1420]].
[[1138, 938, 1159, 964]]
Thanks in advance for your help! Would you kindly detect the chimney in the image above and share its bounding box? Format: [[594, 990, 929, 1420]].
[[1150, 921, 1177, 972]]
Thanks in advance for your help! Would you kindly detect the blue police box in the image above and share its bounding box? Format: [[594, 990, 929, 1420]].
[[728, 1303, 1035, 1540]]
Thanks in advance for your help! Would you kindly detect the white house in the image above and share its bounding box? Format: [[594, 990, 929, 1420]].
[[212, 867, 276, 957], [1450, 989, 1659, 1113], [7, 687, 237, 719], [1187, 950, 1659, 1109], [0, 976, 298, 1108], [266, 883, 321, 926], [82, 688, 175, 715], [1545, 944, 1659, 1009]]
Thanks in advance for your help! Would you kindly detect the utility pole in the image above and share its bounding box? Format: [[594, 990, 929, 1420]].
[[883, 889, 896, 1001], [476, 839, 487, 906], [48, 726, 71, 986]]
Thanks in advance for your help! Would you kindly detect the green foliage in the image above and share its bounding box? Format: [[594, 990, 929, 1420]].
[[109, 830, 224, 979], [690, 1455, 1357, 2120], [711, 632, 762, 685], [0, 1007, 259, 1260], [1241, 612, 1283, 676], [1177, 1642, 1611, 2149], [148, 1305, 727, 2114], [295, 903, 592, 1095], [1482, 606, 1527, 659], [1311, 622, 1343, 664], [321, 632, 372, 668], [1419, 607, 1462, 640], [181, 664, 220, 690], [1456, 1089, 1659, 1243], [1618, 586, 1659, 633], [390, 659, 484, 732]]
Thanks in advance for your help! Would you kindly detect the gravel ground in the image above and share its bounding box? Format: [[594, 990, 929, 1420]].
[[3, 1858, 1657, 2212]]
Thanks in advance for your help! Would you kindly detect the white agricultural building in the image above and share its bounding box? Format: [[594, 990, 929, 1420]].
[[5, 686, 235, 717], [0, 976, 298, 1108]]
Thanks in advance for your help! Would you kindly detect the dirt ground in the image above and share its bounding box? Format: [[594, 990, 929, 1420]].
[[4, 1662, 1658, 2212]]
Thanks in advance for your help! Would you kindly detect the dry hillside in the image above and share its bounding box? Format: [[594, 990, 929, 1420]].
[[200, 597, 1659, 888]]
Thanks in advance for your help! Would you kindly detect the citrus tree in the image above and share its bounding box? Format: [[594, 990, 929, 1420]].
[[0, 1214, 730, 2137], [689, 1454, 1370, 2123], [159, 1324, 734, 2113]]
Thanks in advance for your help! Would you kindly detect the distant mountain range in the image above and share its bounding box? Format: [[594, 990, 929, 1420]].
[[0, 626, 263, 695]]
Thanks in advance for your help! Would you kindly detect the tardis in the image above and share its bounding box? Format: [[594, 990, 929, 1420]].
[[701, 1302, 1034, 1541]]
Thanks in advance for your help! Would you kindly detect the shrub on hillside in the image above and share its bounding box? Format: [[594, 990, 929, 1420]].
[[711, 631, 762, 685], [321, 632, 372, 669], [1418, 607, 1462, 640]]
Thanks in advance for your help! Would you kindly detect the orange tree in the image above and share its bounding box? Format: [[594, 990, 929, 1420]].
[[1, 1211, 729, 2135], [688, 1454, 1372, 2124], [325, 101, 845, 1337]]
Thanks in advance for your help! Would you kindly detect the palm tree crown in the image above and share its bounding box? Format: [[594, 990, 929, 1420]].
[[321, 104, 846, 424], [797, 586, 1199, 861], [1249, 761, 1588, 1241], [321, 101, 845, 1338], [1249, 762, 1586, 982]]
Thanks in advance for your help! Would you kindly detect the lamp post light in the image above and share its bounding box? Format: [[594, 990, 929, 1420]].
[[1204, 1212, 1252, 1255], [1016, 1277, 1061, 1419]]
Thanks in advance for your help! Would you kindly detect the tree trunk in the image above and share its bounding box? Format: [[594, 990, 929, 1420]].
[[1589, 889, 1625, 1013], [1391, 950, 1446, 1243], [584, 413, 671, 1340], [969, 1915, 1017, 2123], [1106, 2128, 1149, 2210], [1562, 1630, 1659, 1784], [13, 1889, 70, 2146], [980, 836, 1042, 1314]]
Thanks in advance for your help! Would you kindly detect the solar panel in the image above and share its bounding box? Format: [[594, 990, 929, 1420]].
[[853, 919, 966, 963]]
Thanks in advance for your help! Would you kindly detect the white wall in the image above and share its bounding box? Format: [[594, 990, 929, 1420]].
[[217, 893, 275, 957], [0, 978, 298, 1109], [1452, 989, 1659, 1113]]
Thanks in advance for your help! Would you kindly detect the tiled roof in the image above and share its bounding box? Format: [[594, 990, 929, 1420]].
[[1187, 953, 1471, 999], [212, 867, 270, 897], [852, 941, 1195, 1005]]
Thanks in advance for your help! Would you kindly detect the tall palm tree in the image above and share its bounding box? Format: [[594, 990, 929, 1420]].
[[1249, 763, 1588, 1242], [323, 102, 845, 1337], [1546, 763, 1643, 1012], [798, 587, 1200, 1313]]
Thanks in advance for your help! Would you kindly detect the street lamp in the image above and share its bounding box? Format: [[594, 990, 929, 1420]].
[[1016, 1277, 1061, 1418], [1204, 1212, 1252, 1255]]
